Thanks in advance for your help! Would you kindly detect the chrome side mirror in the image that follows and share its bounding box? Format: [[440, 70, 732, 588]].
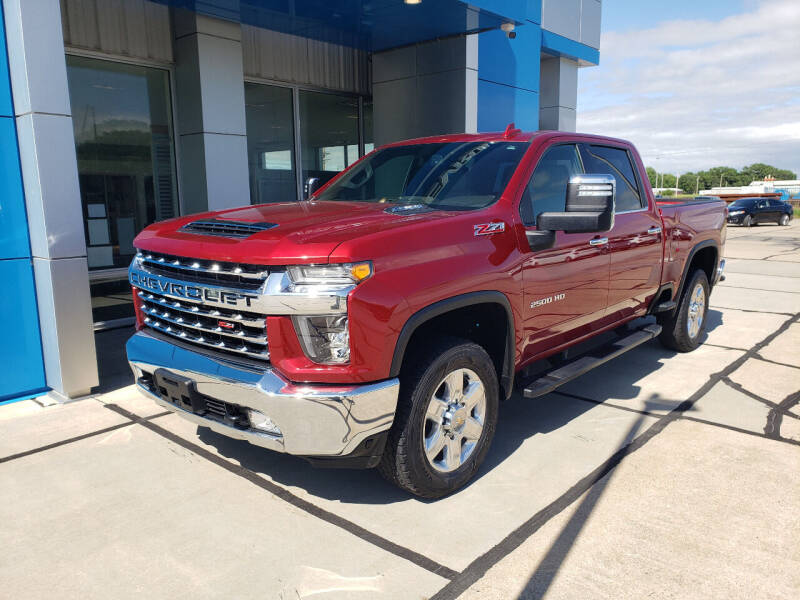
[[537, 174, 616, 234], [304, 177, 321, 200]]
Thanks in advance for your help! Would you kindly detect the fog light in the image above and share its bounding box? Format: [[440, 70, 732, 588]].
[[292, 315, 350, 364], [247, 409, 281, 435]]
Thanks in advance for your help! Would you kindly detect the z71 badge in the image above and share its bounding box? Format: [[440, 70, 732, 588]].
[[474, 222, 505, 236]]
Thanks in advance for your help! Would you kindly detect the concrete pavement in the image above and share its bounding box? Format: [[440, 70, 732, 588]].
[[1, 222, 798, 599]]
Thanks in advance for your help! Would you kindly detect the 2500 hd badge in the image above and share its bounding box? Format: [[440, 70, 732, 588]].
[[530, 293, 566, 309]]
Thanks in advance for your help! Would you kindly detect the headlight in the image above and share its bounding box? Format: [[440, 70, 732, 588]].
[[285, 262, 372, 291], [728, 210, 744, 216], [293, 315, 350, 364]]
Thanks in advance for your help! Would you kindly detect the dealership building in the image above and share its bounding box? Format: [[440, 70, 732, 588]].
[[0, 0, 601, 402]]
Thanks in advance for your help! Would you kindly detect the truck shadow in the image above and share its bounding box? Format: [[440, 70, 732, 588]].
[[197, 321, 708, 505]]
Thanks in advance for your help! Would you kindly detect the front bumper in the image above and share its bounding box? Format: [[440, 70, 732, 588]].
[[127, 331, 399, 457]]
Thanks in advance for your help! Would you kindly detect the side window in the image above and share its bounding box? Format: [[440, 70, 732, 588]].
[[581, 145, 644, 212], [520, 144, 582, 226]]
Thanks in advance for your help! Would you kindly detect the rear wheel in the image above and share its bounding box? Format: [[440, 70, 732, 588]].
[[780, 214, 790, 226], [378, 337, 499, 498], [658, 269, 710, 352]]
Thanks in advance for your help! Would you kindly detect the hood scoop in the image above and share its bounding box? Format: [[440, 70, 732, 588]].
[[180, 219, 278, 239], [384, 204, 435, 216]]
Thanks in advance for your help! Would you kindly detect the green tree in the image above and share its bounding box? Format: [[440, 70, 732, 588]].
[[645, 166, 657, 188]]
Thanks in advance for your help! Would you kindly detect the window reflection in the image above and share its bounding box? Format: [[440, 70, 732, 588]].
[[245, 83, 297, 203], [299, 90, 360, 188]]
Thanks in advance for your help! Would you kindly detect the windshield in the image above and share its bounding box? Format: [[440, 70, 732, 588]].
[[315, 141, 530, 211], [729, 199, 755, 208]]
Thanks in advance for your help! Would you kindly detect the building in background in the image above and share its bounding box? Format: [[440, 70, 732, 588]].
[[0, 0, 601, 402]]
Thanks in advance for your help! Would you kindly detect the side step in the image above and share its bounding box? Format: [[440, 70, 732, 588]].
[[523, 324, 662, 399]]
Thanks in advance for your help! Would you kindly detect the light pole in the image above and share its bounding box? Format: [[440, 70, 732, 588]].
[[696, 175, 700, 195], [675, 173, 680, 197]]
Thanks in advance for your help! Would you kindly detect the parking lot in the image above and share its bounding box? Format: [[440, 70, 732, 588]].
[[2, 222, 799, 600]]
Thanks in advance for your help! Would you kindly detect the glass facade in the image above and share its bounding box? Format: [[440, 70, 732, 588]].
[[299, 90, 360, 189], [245, 83, 297, 204], [66, 55, 178, 323]]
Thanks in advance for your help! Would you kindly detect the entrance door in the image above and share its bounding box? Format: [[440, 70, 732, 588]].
[[519, 144, 611, 362], [580, 144, 663, 322]]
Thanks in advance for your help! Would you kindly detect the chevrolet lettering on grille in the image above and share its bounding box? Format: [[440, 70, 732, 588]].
[[130, 270, 259, 308]]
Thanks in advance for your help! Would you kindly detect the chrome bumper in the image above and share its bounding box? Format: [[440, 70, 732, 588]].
[[126, 331, 399, 456], [714, 258, 726, 285]]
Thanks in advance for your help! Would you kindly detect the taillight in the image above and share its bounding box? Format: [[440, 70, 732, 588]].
[[131, 286, 145, 330]]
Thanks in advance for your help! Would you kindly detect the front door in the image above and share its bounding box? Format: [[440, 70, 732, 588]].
[[519, 144, 611, 362], [580, 144, 663, 322]]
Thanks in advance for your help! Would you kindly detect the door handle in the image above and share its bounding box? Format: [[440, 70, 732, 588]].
[[647, 226, 662, 235], [589, 237, 608, 246]]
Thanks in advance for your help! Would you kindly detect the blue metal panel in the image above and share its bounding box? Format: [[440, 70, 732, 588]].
[[478, 25, 541, 92], [0, 117, 32, 260], [541, 29, 600, 65], [0, 8, 47, 402], [151, 0, 521, 51], [0, 8, 11, 118], [477, 79, 539, 132], [0, 259, 47, 402]]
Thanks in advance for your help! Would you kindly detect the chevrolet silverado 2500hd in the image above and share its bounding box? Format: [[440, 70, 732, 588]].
[[127, 128, 726, 498]]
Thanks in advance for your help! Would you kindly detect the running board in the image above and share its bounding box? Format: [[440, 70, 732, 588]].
[[523, 324, 662, 399]]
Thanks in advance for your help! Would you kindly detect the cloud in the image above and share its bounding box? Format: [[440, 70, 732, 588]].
[[577, 0, 800, 177]]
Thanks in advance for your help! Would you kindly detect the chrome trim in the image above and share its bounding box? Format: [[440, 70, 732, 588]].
[[140, 306, 267, 344], [143, 317, 269, 360], [714, 258, 726, 285], [136, 252, 268, 282], [589, 237, 609, 246], [130, 266, 350, 315], [137, 291, 266, 327], [647, 226, 662, 235], [127, 331, 399, 456]]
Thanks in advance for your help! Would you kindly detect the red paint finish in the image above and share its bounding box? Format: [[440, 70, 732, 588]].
[[132, 131, 726, 385]]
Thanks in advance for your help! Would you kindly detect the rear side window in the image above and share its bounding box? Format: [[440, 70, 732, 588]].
[[520, 144, 583, 226], [581, 145, 644, 212]]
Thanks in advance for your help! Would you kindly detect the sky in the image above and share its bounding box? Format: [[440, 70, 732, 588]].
[[576, 0, 800, 179]]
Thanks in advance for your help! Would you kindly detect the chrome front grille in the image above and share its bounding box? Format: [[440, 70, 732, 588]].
[[138, 289, 269, 361], [135, 250, 271, 290]]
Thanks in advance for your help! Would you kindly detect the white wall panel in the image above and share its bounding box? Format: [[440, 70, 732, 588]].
[[60, 0, 173, 63], [242, 25, 370, 95]]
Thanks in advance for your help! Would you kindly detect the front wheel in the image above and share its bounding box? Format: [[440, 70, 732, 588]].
[[780, 214, 790, 226], [378, 338, 499, 498], [658, 269, 710, 352], [743, 215, 752, 227]]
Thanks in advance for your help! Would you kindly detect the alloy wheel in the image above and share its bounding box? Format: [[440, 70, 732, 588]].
[[423, 368, 486, 473], [686, 283, 706, 339]]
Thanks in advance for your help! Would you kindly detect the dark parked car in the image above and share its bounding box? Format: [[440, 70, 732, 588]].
[[726, 197, 793, 226]]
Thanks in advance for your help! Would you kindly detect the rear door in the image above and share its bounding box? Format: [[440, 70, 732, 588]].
[[579, 144, 663, 322], [518, 143, 611, 361], [754, 199, 771, 223]]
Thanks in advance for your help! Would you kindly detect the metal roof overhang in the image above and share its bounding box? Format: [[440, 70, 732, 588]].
[[152, 0, 524, 52]]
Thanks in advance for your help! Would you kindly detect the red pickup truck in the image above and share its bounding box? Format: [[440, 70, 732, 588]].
[[127, 129, 726, 497]]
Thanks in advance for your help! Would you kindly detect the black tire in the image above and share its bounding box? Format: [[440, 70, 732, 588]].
[[658, 269, 710, 352], [780, 214, 790, 226], [742, 215, 752, 227], [378, 337, 499, 498]]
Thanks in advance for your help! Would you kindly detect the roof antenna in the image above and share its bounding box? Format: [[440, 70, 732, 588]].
[[503, 122, 521, 139]]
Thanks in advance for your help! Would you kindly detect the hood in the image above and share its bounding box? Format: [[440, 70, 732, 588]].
[[133, 201, 453, 264]]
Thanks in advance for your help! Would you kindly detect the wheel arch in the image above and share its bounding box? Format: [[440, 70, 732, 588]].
[[676, 240, 719, 301], [389, 291, 516, 400]]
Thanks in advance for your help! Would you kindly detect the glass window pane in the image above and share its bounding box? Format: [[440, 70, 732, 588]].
[[363, 99, 374, 154], [245, 83, 297, 204], [66, 55, 178, 323], [521, 145, 583, 225], [299, 90, 359, 188], [582, 145, 643, 212]]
